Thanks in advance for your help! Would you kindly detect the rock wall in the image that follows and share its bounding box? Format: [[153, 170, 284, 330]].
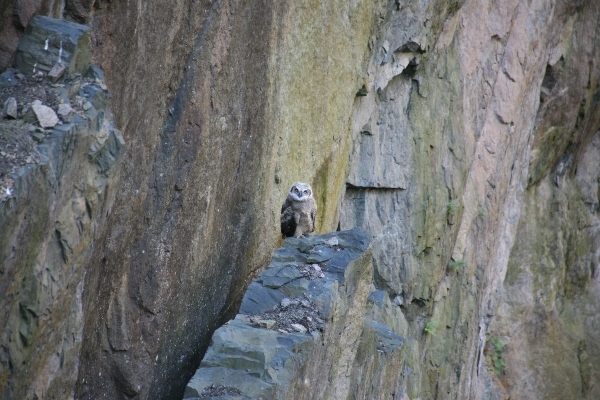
[[0, 0, 599, 399], [340, 0, 600, 399], [0, 66, 123, 398]]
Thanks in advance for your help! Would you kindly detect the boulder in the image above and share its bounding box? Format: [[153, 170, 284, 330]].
[[15, 16, 91, 76], [3, 97, 18, 119], [0, 69, 19, 88], [31, 100, 58, 128], [57, 103, 73, 117]]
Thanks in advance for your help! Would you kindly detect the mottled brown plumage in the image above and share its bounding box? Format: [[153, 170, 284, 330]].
[[280, 182, 317, 238]]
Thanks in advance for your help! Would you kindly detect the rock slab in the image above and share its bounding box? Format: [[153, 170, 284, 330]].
[[186, 229, 392, 399], [15, 16, 91, 76]]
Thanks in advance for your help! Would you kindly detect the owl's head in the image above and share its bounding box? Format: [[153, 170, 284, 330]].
[[288, 182, 313, 201]]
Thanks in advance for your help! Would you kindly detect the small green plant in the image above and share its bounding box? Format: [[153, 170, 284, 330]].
[[489, 338, 505, 375], [424, 320, 438, 336], [447, 200, 459, 215], [477, 206, 486, 217], [448, 260, 466, 272]]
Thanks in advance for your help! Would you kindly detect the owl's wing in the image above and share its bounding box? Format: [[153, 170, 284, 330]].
[[281, 199, 296, 238], [281, 198, 292, 216]]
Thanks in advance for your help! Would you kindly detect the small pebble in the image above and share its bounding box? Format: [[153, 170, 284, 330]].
[[326, 237, 339, 246], [291, 323, 307, 333], [280, 297, 292, 308]]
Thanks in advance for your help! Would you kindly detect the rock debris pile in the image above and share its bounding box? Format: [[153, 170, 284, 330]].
[[0, 15, 113, 203], [248, 295, 325, 334], [198, 384, 243, 398]]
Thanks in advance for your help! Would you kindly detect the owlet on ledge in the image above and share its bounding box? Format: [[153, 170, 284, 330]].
[[280, 182, 317, 238]]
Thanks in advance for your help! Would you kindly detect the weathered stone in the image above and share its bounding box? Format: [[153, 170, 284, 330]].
[[280, 297, 292, 308], [85, 65, 105, 82], [238, 282, 287, 315], [57, 103, 73, 116], [249, 318, 276, 329], [12, 0, 41, 29], [31, 100, 58, 128], [290, 323, 307, 333], [82, 101, 92, 111], [0, 68, 19, 88], [65, 0, 96, 24], [106, 277, 130, 351], [15, 16, 91, 76], [1, 1, 599, 400], [73, 1, 379, 394], [48, 62, 66, 81], [347, 77, 413, 189], [340, 2, 600, 400], [325, 237, 338, 247], [4, 97, 18, 119], [32, 132, 45, 142]]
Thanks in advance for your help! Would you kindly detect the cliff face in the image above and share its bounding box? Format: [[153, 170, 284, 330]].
[[340, 0, 600, 398], [75, 1, 376, 399], [0, 66, 123, 399], [1, 0, 599, 399]]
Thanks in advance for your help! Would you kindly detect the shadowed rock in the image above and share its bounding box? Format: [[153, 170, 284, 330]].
[[15, 16, 91, 76]]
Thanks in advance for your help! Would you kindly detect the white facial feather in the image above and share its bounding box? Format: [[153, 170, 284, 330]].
[[288, 182, 313, 202]]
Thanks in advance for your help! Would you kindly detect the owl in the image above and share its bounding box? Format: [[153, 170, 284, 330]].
[[280, 182, 317, 238]]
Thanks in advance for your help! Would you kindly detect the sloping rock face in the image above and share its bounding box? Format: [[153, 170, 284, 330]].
[[340, 0, 600, 399], [0, 1, 599, 400], [186, 229, 409, 400], [0, 65, 123, 398]]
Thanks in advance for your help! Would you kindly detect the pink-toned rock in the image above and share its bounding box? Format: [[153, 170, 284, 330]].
[[31, 100, 58, 128]]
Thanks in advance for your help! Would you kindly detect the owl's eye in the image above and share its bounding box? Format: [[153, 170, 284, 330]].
[[303, 190, 308, 195], [293, 187, 299, 194]]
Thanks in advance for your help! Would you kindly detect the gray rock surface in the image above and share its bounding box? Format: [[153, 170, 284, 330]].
[[0, 69, 19, 88], [187, 229, 396, 399], [15, 16, 91, 76], [57, 102, 73, 116], [0, 65, 123, 399], [3, 97, 17, 118], [340, 1, 600, 399]]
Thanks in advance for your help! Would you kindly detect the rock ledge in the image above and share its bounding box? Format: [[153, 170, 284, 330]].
[[186, 229, 408, 399]]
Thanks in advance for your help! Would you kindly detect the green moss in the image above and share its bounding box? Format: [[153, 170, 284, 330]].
[[424, 320, 438, 335], [489, 338, 505, 376], [447, 200, 459, 215], [448, 260, 465, 272], [528, 126, 565, 187]]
